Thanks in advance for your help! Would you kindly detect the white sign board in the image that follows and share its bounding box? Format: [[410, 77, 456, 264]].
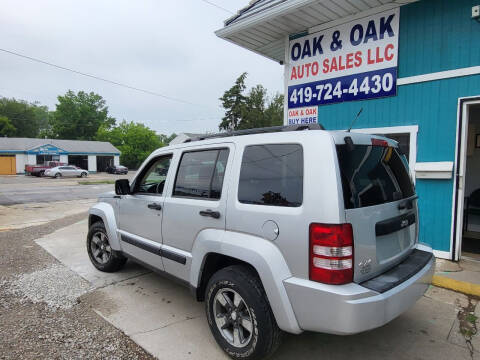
[[287, 8, 399, 114]]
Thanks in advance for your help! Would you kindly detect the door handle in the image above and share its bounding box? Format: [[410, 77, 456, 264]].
[[199, 209, 220, 219], [147, 203, 162, 210]]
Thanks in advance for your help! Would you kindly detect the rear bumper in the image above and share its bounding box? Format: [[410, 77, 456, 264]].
[[284, 249, 434, 335]]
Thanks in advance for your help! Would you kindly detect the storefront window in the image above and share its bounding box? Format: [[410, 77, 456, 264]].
[[36, 154, 60, 164]]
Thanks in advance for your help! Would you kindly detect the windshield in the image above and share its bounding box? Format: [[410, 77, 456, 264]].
[[336, 144, 415, 209]]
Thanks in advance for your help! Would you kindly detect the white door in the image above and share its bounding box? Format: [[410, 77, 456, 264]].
[[161, 145, 233, 281], [117, 154, 173, 270], [454, 99, 480, 261]]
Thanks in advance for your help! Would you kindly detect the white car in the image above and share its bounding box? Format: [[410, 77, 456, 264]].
[[88, 124, 433, 360], [44, 166, 88, 178]]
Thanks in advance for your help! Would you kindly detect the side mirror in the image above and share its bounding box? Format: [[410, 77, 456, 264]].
[[115, 179, 131, 195]]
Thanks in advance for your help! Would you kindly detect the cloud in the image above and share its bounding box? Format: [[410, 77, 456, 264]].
[[0, 0, 283, 135]]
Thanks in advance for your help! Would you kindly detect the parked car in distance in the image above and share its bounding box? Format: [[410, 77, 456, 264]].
[[44, 165, 88, 178], [106, 165, 128, 174], [87, 124, 434, 360], [25, 161, 66, 177]]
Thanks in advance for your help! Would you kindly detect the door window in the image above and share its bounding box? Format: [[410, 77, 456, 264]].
[[136, 155, 172, 195], [173, 149, 229, 200], [238, 144, 303, 207]]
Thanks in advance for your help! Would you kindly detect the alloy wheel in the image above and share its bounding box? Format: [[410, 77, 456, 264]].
[[90, 231, 112, 264], [213, 288, 254, 348]]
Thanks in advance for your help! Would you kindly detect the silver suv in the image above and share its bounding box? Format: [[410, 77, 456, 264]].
[[87, 125, 434, 359]]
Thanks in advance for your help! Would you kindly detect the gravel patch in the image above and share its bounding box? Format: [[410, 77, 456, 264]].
[[0, 212, 153, 359], [6, 264, 92, 309]]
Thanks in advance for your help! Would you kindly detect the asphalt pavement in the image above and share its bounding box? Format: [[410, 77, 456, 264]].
[[0, 173, 134, 205]]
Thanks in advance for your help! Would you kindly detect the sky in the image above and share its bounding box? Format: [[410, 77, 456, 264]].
[[0, 0, 284, 136]]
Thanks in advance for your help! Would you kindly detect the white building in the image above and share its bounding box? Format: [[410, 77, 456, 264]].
[[0, 137, 120, 175]]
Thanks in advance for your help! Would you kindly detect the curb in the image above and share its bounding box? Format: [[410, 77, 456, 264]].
[[432, 274, 480, 297]]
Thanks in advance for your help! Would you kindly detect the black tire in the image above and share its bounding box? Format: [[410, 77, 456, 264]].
[[81, 172, 87, 178], [54, 173, 61, 178], [87, 221, 127, 272], [205, 265, 282, 360]]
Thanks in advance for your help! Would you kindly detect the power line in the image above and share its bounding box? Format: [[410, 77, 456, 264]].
[[0, 48, 203, 107], [199, 0, 235, 14]]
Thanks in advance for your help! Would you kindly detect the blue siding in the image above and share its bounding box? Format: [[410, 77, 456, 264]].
[[315, 0, 480, 253], [399, 0, 480, 77]]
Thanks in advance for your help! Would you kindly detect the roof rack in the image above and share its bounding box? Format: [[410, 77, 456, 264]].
[[183, 123, 325, 143]]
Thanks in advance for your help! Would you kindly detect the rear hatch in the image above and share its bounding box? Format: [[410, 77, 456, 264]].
[[333, 133, 418, 283]]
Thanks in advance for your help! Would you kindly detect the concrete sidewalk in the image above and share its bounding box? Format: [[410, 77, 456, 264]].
[[0, 199, 95, 231], [34, 220, 480, 360], [434, 258, 480, 297]]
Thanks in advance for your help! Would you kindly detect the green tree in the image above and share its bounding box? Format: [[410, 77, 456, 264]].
[[32, 103, 53, 136], [0, 98, 40, 137], [219, 73, 284, 131], [158, 133, 177, 145], [97, 120, 163, 169], [50, 90, 115, 140], [264, 93, 284, 127], [219, 72, 247, 131], [0, 116, 16, 137]]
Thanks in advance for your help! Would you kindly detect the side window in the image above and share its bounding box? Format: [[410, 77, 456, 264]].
[[173, 149, 229, 200], [136, 155, 172, 195], [238, 144, 303, 207]]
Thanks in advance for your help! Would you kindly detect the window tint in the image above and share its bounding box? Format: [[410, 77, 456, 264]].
[[336, 145, 415, 209], [173, 149, 229, 200], [136, 155, 172, 195], [238, 144, 303, 207]]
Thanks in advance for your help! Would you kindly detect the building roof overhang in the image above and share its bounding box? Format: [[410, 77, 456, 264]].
[[216, 0, 417, 63]]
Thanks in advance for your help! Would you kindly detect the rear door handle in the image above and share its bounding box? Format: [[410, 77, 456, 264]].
[[147, 203, 162, 210], [199, 209, 220, 219]]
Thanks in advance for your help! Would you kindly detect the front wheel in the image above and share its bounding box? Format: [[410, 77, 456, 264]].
[[81, 172, 87, 178], [205, 265, 282, 360], [87, 222, 127, 272], [54, 173, 61, 178]]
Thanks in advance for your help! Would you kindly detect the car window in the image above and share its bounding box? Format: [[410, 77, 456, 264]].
[[60, 167, 68, 170], [136, 155, 172, 195], [238, 144, 303, 207], [173, 149, 229, 200], [336, 145, 414, 209]]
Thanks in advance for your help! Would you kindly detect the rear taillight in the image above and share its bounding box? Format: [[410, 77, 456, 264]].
[[309, 223, 354, 285]]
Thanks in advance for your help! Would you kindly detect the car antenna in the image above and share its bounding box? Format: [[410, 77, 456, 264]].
[[347, 108, 363, 132]]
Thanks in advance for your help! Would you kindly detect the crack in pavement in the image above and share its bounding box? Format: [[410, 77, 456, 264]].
[[126, 315, 201, 337], [456, 297, 478, 359]]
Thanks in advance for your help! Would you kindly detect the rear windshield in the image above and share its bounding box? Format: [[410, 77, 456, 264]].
[[336, 144, 415, 209]]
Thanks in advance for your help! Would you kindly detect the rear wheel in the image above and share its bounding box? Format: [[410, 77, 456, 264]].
[[87, 222, 126, 272], [205, 265, 282, 360]]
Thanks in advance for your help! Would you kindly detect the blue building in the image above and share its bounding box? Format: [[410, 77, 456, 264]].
[[0, 137, 120, 174], [217, 0, 480, 261]]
